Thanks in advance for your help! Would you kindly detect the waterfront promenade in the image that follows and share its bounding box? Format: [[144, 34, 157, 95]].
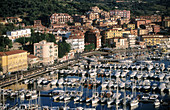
[[0, 49, 150, 88]]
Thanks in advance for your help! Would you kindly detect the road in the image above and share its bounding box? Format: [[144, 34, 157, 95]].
[[0, 49, 150, 88]]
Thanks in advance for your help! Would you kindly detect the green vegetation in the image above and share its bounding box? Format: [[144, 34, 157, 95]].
[[58, 41, 71, 58], [1, 0, 169, 27], [0, 36, 12, 52], [0, 23, 18, 35], [0, 66, 2, 72], [84, 43, 95, 52], [29, 31, 56, 45], [14, 37, 30, 46], [14, 30, 57, 53]]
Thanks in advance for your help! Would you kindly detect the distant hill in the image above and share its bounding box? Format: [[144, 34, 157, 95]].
[[0, 0, 169, 26]]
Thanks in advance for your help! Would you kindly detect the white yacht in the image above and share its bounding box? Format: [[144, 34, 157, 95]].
[[74, 96, 81, 102], [58, 78, 64, 86], [130, 99, 139, 107], [114, 70, 121, 77], [149, 94, 159, 100], [136, 72, 143, 79], [130, 71, 137, 78], [159, 73, 165, 80], [158, 83, 166, 91], [152, 83, 158, 91], [121, 70, 129, 78], [92, 97, 100, 104], [50, 79, 58, 86], [154, 99, 160, 106]]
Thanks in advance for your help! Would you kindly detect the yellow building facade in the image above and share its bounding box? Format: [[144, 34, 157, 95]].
[[164, 20, 170, 28], [127, 24, 135, 30], [0, 50, 28, 74], [142, 35, 169, 46], [143, 37, 161, 46], [104, 29, 123, 39]]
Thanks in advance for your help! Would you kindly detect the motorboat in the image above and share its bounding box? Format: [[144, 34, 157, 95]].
[[152, 83, 158, 91], [74, 96, 81, 102], [154, 99, 160, 106], [121, 70, 129, 78], [141, 93, 150, 100], [86, 97, 92, 103], [92, 97, 100, 104], [158, 73, 165, 80], [143, 72, 149, 79], [100, 97, 107, 103], [130, 71, 137, 78], [158, 83, 166, 91], [107, 98, 114, 105], [149, 94, 159, 100], [64, 96, 71, 101], [114, 70, 121, 77], [58, 78, 64, 86], [130, 99, 139, 107], [136, 72, 143, 79], [119, 81, 125, 89], [50, 79, 58, 86], [148, 72, 154, 78]]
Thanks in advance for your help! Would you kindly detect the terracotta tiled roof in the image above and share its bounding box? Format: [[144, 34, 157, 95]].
[[0, 50, 27, 56], [28, 55, 37, 58]]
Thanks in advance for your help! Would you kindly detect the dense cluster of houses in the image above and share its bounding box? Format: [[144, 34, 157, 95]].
[[0, 6, 170, 74]]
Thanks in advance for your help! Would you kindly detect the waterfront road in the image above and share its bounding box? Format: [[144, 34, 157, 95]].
[[0, 49, 150, 88], [0, 59, 79, 88]]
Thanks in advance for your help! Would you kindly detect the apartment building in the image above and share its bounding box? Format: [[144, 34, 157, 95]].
[[164, 19, 170, 28], [86, 12, 100, 20], [142, 34, 164, 46], [152, 25, 160, 34], [109, 37, 128, 49], [0, 50, 28, 74], [110, 10, 130, 19], [125, 35, 137, 48], [127, 24, 136, 30], [130, 29, 138, 36], [34, 40, 58, 65], [66, 31, 85, 53], [137, 15, 162, 23], [50, 13, 73, 24], [27, 54, 39, 68], [102, 29, 123, 43], [6, 29, 31, 42], [138, 29, 149, 36]]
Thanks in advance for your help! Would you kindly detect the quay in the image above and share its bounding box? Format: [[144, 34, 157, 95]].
[[0, 59, 79, 88], [0, 49, 150, 88]]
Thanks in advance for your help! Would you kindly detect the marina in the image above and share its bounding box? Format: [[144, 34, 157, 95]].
[[0, 50, 170, 110]]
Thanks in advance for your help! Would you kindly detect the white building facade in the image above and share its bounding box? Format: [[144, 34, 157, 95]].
[[34, 40, 58, 65], [7, 29, 31, 42], [126, 35, 137, 48], [66, 31, 85, 53]]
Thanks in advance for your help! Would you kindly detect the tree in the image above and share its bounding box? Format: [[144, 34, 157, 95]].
[[29, 30, 56, 45], [0, 36, 12, 52], [0, 66, 3, 72], [84, 43, 95, 52], [15, 37, 29, 46], [58, 41, 71, 58]]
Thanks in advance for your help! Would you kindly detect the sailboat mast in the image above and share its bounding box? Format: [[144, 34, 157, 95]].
[[3, 89, 4, 109]]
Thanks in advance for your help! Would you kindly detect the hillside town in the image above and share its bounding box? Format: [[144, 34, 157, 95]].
[[0, 6, 169, 74], [0, 5, 170, 110]]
